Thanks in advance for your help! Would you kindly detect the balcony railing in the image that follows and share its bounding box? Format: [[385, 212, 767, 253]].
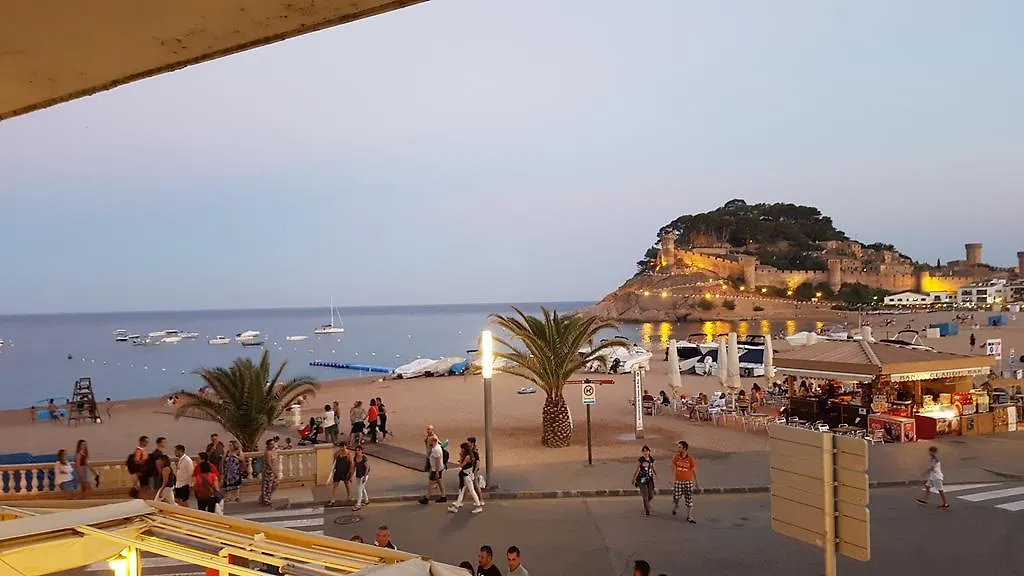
[[0, 447, 321, 499]]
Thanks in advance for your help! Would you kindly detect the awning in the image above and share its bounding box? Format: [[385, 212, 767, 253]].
[[773, 367, 876, 382]]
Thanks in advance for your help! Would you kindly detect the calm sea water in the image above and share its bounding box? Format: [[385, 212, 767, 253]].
[[0, 303, 824, 410]]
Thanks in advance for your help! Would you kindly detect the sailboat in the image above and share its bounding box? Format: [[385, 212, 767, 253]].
[[314, 298, 345, 334]]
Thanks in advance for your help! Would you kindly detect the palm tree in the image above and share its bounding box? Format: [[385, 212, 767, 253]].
[[489, 306, 622, 448], [175, 350, 319, 451]]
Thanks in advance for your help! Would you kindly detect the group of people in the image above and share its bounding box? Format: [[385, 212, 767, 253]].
[[54, 439, 98, 497], [418, 425, 486, 515], [456, 545, 529, 575], [321, 397, 389, 446], [328, 442, 372, 509], [125, 433, 260, 509], [630, 440, 699, 522]]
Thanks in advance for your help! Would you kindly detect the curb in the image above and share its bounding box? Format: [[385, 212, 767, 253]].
[[981, 467, 1024, 480]]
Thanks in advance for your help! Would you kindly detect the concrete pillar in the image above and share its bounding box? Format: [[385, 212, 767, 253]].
[[827, 259, 843, 292], [965, 243, 983, 266], [659, 231, 677, 271]]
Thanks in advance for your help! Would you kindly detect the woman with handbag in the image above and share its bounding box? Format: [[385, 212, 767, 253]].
[[632, 445, 657, 516], [194, 460, 221, 513]]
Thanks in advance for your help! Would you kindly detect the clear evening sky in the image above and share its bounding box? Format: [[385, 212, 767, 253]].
[[1, 0, 1022, 314]]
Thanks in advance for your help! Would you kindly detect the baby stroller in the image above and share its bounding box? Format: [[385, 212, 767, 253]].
[[297, 416, 324, 445]]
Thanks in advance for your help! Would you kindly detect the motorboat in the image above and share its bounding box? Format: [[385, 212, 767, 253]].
[[235, 330, 261, 342], [131, 337, 157, 346], [148, 330, 167, 337], [818, 325, 850, 341], [393, 358, 439, 379], [180, 332, 199, 339], [672, 340, 705, 373], [694, 348, 766, 378], [582, 340, 653, 373], [240, 338, 266, 347], [160, 335, 183, 344], [786, 331, 819, 347], [428, 356, 467, 377], [314, 298, 345, 334], [0, 338, 4, 351], [879, 330, 934, 351], [286, 335, 309, 341], [113, 329, 128, 336], [697, 333, 765, 354], [115, 333, 130, 342], [208, 336, 232, 345]]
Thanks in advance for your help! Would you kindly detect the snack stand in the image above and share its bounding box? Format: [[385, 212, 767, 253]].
[[775, 340, 996, 440]]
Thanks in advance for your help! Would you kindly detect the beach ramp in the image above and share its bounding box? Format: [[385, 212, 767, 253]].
[[361, 444, 427, 472]]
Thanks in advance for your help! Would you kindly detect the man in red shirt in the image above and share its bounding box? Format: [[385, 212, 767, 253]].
[[671, 440, 699, 523]]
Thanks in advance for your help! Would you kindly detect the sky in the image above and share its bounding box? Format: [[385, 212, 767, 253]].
[[1, 0, 1022, 314]]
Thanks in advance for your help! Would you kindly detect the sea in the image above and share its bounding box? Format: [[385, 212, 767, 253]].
[[0, 302, 825, 410]]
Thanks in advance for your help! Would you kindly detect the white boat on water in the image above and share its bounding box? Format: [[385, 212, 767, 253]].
[[0, 338, 5, 350], [235, 330, 261, 342], [393, 358, 440, 379], [286, 335, 309, 341], [673, 340, 705, 373], [582, 339, 653, 373], [314, 298, 345, 334], [180, 332, 199, 339], [131, 337, 157, 346], [208, 336, 232, 345], [114, 329, 129, 341], [160, 336, 183, 344]]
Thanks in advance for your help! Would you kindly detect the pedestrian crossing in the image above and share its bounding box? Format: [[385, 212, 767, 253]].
[[83, 505, 326, 576], [934, 482, 1024, 513]]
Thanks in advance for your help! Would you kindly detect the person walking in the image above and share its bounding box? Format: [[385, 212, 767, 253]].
[[329, 443, 354, 506], [323, 404, 339, 445], [632, 445, 657, 516], [173, 445, 194, 506], [146, 437, 168, 496], [222, 441, 244, 503], [418, 436, 447, 504], [352, 445, 371, 511], [468, 436, 485, 504], [366, 400, 379, 443], [206, 434, 226, 473], [349, 401, 367, 446], [153, 455, 176, 504], [447, 442, 483, 515], [506, 546, 529, 576], [670, 440, 698, 523], [55, 449, 76, 498], [259, 438, 278, 506], [916, 446, 949, 509], [970, 333, 977, 351], [193, 459, 221, 513], [131, 436, 150, 498], [376, 397, 389, 439], [75, 439, 97, 497]]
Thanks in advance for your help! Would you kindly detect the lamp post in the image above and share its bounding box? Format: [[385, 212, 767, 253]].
[[481, 330, 495, 489]]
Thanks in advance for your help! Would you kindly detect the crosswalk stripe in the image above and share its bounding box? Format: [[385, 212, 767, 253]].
[[233, 506, 324, 520], [958, 487, 1024, 502], [994, 500, 1024, 512], [940, 483, 1002, 493]]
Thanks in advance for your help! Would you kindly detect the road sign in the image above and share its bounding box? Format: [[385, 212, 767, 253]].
[[986, 338, 1003, 360], [769, 425, 871, 575], [582, 382, 596, 405]]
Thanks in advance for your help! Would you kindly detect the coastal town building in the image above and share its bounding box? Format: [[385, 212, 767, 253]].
[[957, 280, 1007, 305], [1008, 280, 1024, 303], [883, 292, 931, 306], [656, 232, 1016, 296]]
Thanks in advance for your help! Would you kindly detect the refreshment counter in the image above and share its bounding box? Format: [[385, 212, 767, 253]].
[[867, 414, 916, 443]]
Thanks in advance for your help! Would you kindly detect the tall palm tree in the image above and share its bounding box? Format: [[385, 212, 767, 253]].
[[489, 306, 622, 448], [175, 350, 319, 451]]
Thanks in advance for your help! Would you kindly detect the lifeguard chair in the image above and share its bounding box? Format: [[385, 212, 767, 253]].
[[68, 377, 100, 424]]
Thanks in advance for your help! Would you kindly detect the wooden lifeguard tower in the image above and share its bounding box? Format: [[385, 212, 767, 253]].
[[68, 377, 100, 424]]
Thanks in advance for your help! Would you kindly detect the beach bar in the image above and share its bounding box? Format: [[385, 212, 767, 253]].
[[773, 340, 1020, 442]]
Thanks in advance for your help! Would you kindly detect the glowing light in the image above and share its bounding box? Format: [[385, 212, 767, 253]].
[[659, 322, 672, 347], [761, 288, 768, 294], [481, 330, 494, 379], [704, 293, 712, 299], [815, 292, 823, 298], [661, 291, 668, 298]]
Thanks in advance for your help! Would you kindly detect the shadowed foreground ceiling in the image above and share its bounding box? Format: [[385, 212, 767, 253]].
[[0, 0, 426, 121]]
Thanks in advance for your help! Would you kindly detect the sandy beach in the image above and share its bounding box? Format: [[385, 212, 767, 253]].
[[1, 309, 1019, 484]]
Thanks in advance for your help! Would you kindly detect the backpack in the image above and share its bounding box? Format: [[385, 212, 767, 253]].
[[126, 453, 141, 475], [441, 446, 450, 470], [194, 473, 216, 500]]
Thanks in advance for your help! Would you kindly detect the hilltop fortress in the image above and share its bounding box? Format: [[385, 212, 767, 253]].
[[657, 231, 1020, 295]]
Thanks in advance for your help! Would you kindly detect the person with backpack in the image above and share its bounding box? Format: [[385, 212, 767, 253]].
[[127, 436, 149, 498], [193, 460, 221, 513]]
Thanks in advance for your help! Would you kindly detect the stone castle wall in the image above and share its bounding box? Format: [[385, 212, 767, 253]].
[[754, 267, 830, 290], [675, 249, 744, 278]]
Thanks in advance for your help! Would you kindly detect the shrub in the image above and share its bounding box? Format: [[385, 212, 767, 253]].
[[697, 298, 715, 311], [723, 299, 737, 310], [753, 305, 765, 312]]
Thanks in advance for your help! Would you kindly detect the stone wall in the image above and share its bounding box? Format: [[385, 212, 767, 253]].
[[755, 266, 830, 290], [918, 272, 984, 294], [675, 249, 744, 278]]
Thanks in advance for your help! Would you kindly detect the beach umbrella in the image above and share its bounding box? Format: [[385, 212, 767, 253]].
[[764, 335, 775, 387], [717, 335, 729, 390], [727, 332, 742, 392], [667, 340, 683, 394]]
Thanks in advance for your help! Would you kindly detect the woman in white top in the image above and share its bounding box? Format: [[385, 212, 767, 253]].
[[54, 449, 75, 497]]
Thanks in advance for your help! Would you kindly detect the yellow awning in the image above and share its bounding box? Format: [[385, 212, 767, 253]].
[[0, 525, 144, 576]]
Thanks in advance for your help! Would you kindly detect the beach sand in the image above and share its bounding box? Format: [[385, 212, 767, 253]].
[[1, 309, 1018, 483]]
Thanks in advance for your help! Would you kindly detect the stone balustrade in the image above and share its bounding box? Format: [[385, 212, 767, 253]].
[[0, 446, 325, 500]]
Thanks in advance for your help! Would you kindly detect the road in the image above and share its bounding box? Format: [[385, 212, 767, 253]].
[[80, 482, 1024, 576]]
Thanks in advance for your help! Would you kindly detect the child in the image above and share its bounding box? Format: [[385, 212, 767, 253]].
[[916, 446, 949, 509]]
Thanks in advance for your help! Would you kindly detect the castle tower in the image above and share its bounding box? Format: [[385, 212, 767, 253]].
[[1018, 251, 1024, 275], [659, 231, 677, 271], [917, 270, 931, 293], [965, 243, 983, 266], [738, 255, 757, 290], [827, 259, 843, 292]]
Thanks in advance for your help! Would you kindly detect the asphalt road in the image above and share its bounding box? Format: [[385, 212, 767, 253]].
[[324, 483, 1024, 576]]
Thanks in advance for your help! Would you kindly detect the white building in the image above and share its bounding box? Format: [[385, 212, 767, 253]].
[[957, 280, 1007, 305], [1007, 281, 1024, 303], [883, 291, 931, 306]]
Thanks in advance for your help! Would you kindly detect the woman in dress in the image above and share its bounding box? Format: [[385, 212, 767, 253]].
[[632, 445, 657, 516], [74, 439, 97, 497], [352, 445, 371, 511], [153, 455, 176, 504], [259, 438, 278, 506], [55, 449, 75, 498], [328, 443, 353, 506], [222, 440, 244, 503]]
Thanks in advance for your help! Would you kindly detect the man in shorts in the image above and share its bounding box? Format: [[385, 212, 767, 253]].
[[916, 445, 949, 509], [418, 436, 446, 504], [671, 440, 699, 523]]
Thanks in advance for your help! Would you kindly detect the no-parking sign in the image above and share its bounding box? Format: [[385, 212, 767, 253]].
[[582, 382, 597, 405]]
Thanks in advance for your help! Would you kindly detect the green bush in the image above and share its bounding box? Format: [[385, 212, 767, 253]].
[[697, 298, 716, 311], [753, 305, 765, 312], [722, 299, 737, 310]]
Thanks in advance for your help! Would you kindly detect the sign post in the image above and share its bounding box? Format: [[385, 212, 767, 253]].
[[769, 425, 870, 575], [633, 368, 644, 440], [582, 381, 597, 465], [986, 338, 1004, 374]]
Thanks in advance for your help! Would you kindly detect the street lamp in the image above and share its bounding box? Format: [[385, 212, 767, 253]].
[[481, 330, 494, 489]]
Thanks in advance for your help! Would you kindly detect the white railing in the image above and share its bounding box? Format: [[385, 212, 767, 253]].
[[0, 447, 320, 500]]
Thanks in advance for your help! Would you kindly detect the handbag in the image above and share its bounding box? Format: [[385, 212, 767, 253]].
[[476, 473, 486, 490]]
